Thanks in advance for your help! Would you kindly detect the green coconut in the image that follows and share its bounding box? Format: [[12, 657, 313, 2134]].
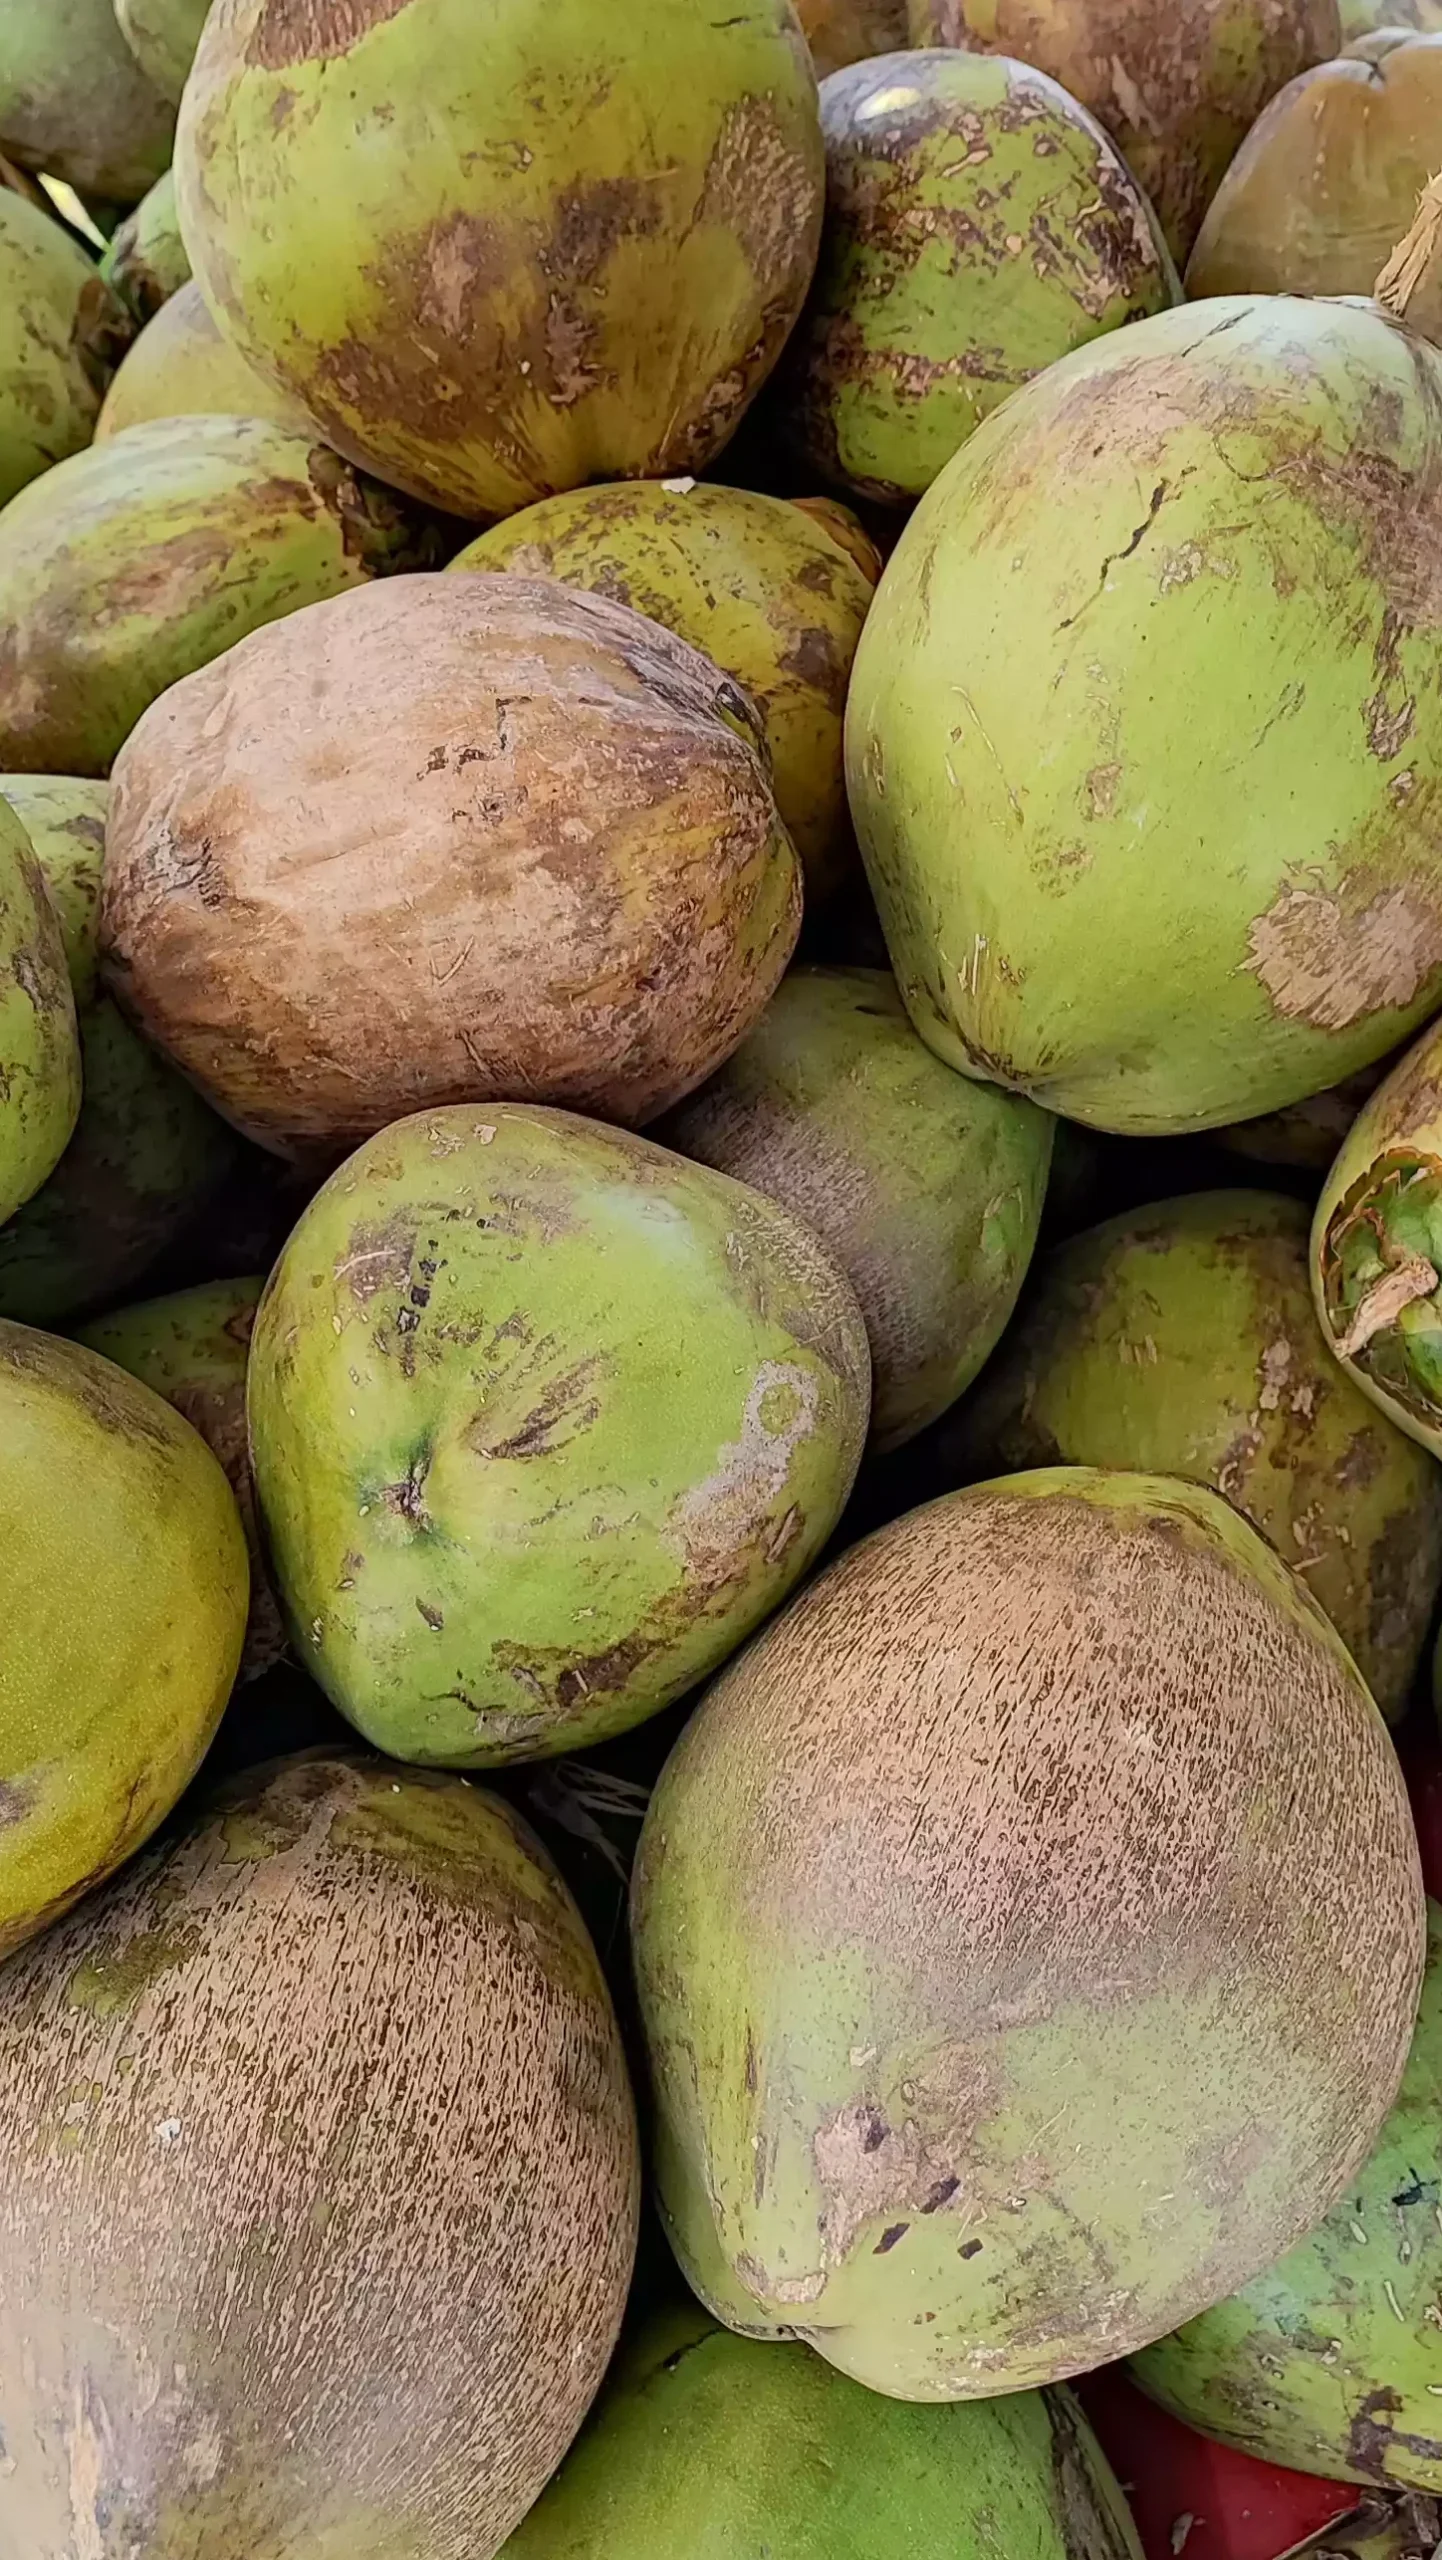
[[97, 277, 311, 437], [905, 0, 1340, 262], [502, 2300, 1143, 2559], [0, 189, 128, 509], [79, 1275, 284, 1680], [1132, 1899, 1442, 2492], [660, 965, 1053, 1453], [0, 797, 81, 1229], [798, 0, 911, 75], [114, 0, 211, 101], [1187, 36, 1442, 300], [0, 1751, 639, 2556], [248, 1103, 870, 1767], [776, 51, 1179, 509], [176, 0, 824, 521], [632, 1467, 1424, 2398], [935, 1190, 1442, 1720], [452, 483, 876, 906], [0, 0, 175, 204], [1311, 1014, 1442, 1467], [0, 776, 235, 1324], [0, 413, 441, 777], [0, 1319, 246, 1955], [847, 285, 1442, 1137], [98, 166, 190, 322]]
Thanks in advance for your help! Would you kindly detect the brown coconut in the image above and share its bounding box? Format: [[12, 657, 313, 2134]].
[[100, 573, 802, 1159], [0, 1751, 639, 2558], [906, 0, 1342, 261]]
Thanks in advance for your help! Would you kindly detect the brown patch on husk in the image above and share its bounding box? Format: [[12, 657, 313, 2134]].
[[907, 0, 1340, 260]]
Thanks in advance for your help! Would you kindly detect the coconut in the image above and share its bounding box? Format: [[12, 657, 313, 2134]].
[[632, 1469, 1424, 2397], [798, 0, 912, 73], [0, 413, 441, 777], [0, 1319, 246, 1955], [846, 252, 1442, 1136], [0, 190, 128, 509], [1311, 1012, 1442, 1461], [935, 1190, 1442, 1719], [660, 965, 1053, 1453], [114, 0, 211, 101], [176, 0, 823, 521], [97, 278, 312, 437], [0, 0, 174, 204], [502, 2300, 1142, 2557], [776, 51, 1178, 508], [247, 1102, 868, 1765], [452, 482, 875, 906], [904, 0, 1340, 262], [0, 1750, 638, 2557], [0, 776, 235, 1323], [0, 797, 80, 1227], [1188, 35, 1442, 300], [98, 166, 190, 322], [103, 574, 803, 1154], [1132, 1900, 1442, 2492], [79, 1275, 284, 1679]]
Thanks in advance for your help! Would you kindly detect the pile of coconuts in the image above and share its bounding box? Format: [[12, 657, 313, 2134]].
[[7, 0, 1442, 2553]]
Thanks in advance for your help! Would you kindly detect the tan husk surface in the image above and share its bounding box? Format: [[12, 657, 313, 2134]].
[[101, 573, 802, 1159], [0, 1751, 640, 2558]]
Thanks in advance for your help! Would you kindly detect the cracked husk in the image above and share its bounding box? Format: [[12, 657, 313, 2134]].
[[846, 251, 1442, 1135]]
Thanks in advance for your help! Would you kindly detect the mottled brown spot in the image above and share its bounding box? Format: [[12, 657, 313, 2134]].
[[1244, 879, 1442, 1031], [247, 0, 415, 73]]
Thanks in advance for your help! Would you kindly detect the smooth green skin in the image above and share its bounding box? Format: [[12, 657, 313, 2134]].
[[634, 1467, 1414, 2401], [114, 0, 211, 101], [0, 0, 174, 203], [1311, 1014, 1442, 1475], [937, 1189, 1442, 1720], [0, 190, 122, 510], [1186, 38, 1442, 301], [903, 0, 1340, 265], [0, 796, 81, 1230], [779, 51, 1179, 507], [99, 167, 191, 322], [847, 295, 1442, 1137], [248, 1103, 871, 1768], [79, 1275, 284, 1679], [97, 278, 309, 437], [1132, 1900, 1442, 2491], [0, 777, 234, 1324], [0, 1319, 247, 1956], [0, 413, 435, 776], [452, 482, 874, 904], [176, 0, 825, 521], [503, 2300, 1144, 2559], [661, 965, 1053, 1453]]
